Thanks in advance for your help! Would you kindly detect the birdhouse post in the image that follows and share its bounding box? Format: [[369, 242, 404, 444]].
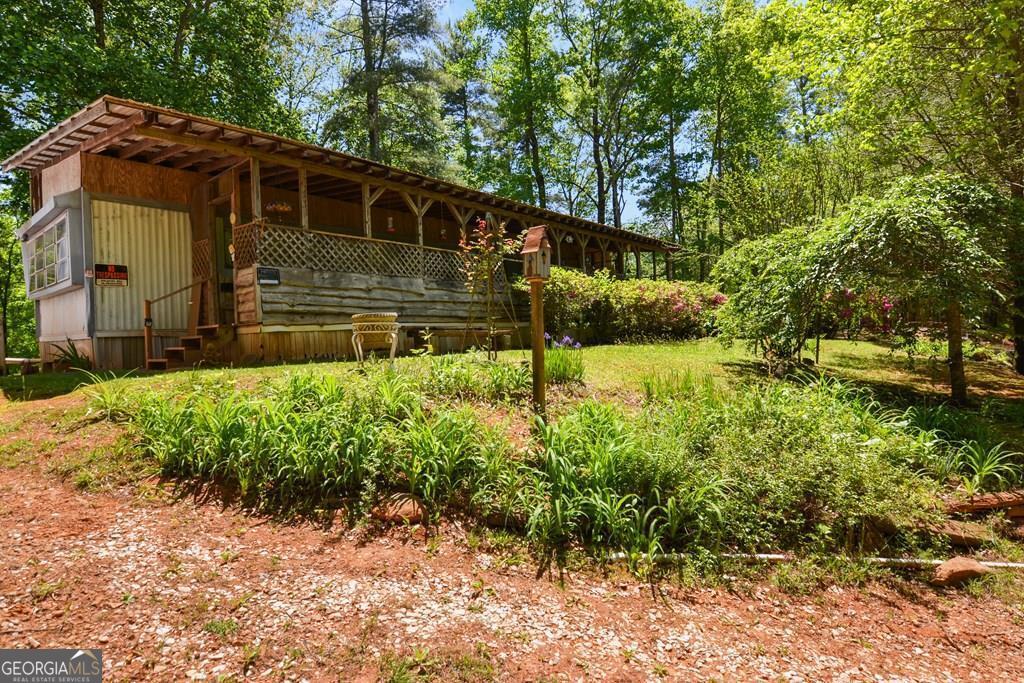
[[521, 225, 551, 414]]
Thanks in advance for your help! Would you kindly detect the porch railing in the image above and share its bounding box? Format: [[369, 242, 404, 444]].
[[233, 221, 513, 286]]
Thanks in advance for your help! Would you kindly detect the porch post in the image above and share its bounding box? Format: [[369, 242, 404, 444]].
[[250, 158, 262, 220], [298, 168, 309, 230], [634, 248, 641, 279], [579, 234, 589, 275], [362, 183, 372, 238]]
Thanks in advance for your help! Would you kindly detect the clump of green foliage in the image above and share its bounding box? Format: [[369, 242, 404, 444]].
[[544, 335, 585, 385], [539, 268, 725, 344], [124, 359, 960, 564]]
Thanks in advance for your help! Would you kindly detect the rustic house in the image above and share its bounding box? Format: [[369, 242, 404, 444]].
[[2, 96, 677, 370]]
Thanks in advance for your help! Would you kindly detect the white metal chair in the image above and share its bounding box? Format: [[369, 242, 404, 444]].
[[351, 312, 401, 363]]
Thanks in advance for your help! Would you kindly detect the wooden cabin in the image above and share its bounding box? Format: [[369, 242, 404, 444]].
[[1, 97, 677, 370]]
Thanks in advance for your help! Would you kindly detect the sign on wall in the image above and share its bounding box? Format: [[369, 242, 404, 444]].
[[94, 263, 128, 287], [257, 267, 281, 285]]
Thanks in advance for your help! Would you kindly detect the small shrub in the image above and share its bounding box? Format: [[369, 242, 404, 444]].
[[538, 268, 725, 344]]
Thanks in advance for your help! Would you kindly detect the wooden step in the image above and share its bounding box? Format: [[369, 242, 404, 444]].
[[196, 324, 222, 337], [180, 335, 203, 350], [165, 346, 205, 364], [146, 358, 169, 370]]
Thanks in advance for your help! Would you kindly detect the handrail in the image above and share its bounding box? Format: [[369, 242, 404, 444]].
[[150, 277, 207, 305], [143, 276, 210, 367]]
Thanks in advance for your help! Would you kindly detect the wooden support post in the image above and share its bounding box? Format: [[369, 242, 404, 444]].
[[298, 168, 309, 230], [230, 166, 241, 226], [578, 234, 590, 274], [250, 158, 262, 220], [530, 279, 545, 415], [400, 192, 434, 246], [634, 248, 641, 279], [444, 201, 472, 240], [667, 252, 675, 280], [362, 183, 386, 238], [549, 228, 563, 266], [143, 299, 154, 367], [598, 238, 609, 272], [362, 183, 372, 238]]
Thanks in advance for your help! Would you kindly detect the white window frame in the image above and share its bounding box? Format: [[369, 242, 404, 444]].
[[27, 212, 71, 294]]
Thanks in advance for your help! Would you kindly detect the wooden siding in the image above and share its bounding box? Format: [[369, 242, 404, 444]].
[[259, 267, 524, 327], [235, 265, 259, 324], [237, 328, 356, 363], [40, 154, 82, 205], [39, 337, 93, 365], [82, 153, 203, 206]]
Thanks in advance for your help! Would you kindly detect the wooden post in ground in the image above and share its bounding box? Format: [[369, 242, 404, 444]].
[[143, 299, 154, 367], [530, 278, 545, 414], [521, 225, 552, 416]]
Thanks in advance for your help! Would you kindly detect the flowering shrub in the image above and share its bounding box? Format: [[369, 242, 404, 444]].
[[545, 334, 585, 384], [538, 268, 726, 344]]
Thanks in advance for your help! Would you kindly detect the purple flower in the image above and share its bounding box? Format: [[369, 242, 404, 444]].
[[561, 335, 573, 345], [573, 342, 582, 350], [544, 332, 551, 341]]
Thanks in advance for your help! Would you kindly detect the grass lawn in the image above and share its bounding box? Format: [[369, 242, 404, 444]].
[[4, 337, 1022, 415]]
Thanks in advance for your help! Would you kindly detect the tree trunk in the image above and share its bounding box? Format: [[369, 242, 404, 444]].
[[522, 26, 546, 208], [591, 105, 606, 225], [360, 0, 381, 161], [946, 300, 968, 404], [88, 0, 106, 48]]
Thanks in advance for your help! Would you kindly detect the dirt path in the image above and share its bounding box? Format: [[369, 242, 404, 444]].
[[1, 400, 1023, 681]]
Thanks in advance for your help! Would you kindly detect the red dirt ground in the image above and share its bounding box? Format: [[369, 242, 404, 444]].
[[1, 396, 1023, 681]]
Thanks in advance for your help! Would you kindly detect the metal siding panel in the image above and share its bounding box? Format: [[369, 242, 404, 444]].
[[92, 200, 192, 332]]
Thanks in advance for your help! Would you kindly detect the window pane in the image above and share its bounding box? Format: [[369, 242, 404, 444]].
[[55, 219, 67, 242], [45, 244, 56, 266], [57, 239, 68, 260], [31, 272, 41, 291], [46, 265, 56, 286], [43, 228, 54, 247], [57, 259, 69, 282]]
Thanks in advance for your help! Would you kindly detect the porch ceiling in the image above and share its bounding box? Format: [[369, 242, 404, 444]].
[[1, 96, 677, 251]]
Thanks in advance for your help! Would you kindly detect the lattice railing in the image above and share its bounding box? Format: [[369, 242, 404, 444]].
[[247, 223, 511, 286], [232, 222, 262, 269], [192, 239, 212, 279]]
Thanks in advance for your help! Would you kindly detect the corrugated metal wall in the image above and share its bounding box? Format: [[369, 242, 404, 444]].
[[92, 200, 192, 332]]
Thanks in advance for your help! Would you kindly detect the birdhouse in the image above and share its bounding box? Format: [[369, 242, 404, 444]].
[[521, 225, 551, 281]]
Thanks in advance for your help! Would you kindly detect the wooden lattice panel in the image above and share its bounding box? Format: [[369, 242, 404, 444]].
[[192, 239, 212, 279], [423, 248, 466, 283], [232, 222, 261, 269], [256, 223, 509, 287], [259, 226, 308, 269]]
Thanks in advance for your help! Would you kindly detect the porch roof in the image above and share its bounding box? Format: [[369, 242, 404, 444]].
[[2, 96, 676, 252]]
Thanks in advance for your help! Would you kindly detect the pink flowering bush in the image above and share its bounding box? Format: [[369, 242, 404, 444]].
[[537, 268, 726, 344]]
